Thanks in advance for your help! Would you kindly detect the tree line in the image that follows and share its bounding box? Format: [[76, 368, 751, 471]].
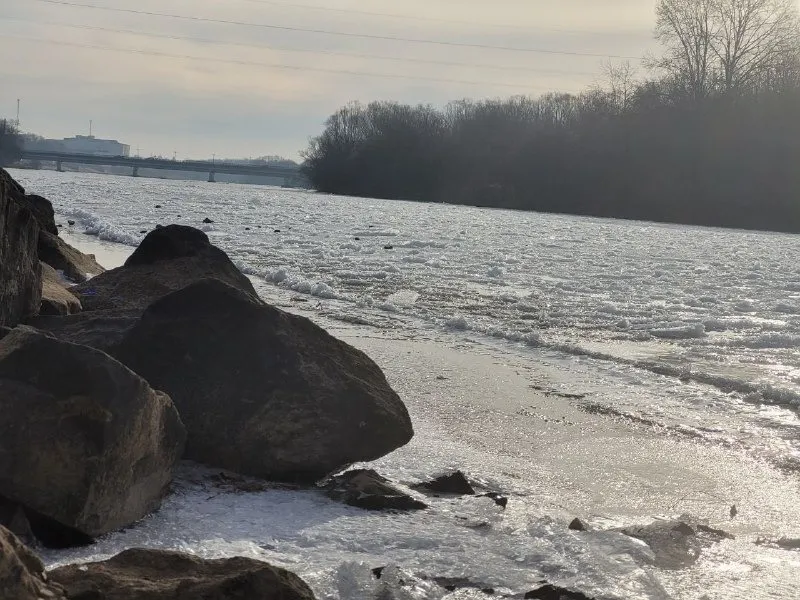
[[302, 0, 800, 232], [0, 120, 21, 167]]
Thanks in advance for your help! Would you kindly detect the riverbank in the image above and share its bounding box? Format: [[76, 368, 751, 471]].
[[56, 228, 800, 599]]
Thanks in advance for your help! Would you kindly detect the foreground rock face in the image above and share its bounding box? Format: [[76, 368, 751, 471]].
[[39, 230, 105, 284], [25, 194, 58, 236], [0, 168, 41, 326], [40, 262, 82, 316], [0, 525, 64, 600], [49, 548, 316, 600], [0, 327, 185, 544], [73, 224, 256, 311], [114, 278, 414, 482]]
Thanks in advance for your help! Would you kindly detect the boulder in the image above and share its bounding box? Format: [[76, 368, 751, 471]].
[[72, 225, 256, 311], [0, 168, 41, 326], [40, 262, 82, 316], [524, 583, 595, 599], [49, 548, 316, 600], [0, 327, 185, 545], [620, 520, 701, 569], [112, 278, 414, 482], [0, 525, 65, 600], [323, 469, 427, 511], [412, 470, 475, 495], [568, 518, 588, 531], [38, 230, 105, 284], [27, 308, 140, 353], [24, 194, 58, 236]]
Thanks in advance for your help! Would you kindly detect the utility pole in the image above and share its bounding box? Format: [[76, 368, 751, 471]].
[[89, 120, 93, 137], [16, 99, 20, 127]]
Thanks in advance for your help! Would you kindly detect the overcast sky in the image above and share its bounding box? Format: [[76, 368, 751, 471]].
[[0, 0, 660, 159]]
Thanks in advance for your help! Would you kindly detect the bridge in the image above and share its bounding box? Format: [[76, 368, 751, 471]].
[[20, 150, 308, 187]]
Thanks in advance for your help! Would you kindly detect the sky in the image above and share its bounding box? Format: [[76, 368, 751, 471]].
[[0, 0, 660, 160]]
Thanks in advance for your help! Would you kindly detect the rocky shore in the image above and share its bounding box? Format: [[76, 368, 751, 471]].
[[1, 167, 752, 599]]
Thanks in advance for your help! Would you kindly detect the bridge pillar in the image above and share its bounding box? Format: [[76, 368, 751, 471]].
[[56, 161, 63, 172], [132, 166, 139, 177], [208, 171, 216, 183]]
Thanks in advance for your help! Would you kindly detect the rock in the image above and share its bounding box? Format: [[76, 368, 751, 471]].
[[0, 497, 35, 543], [202, 217, 214, 223], [49, 548, 316, 600], [568, 518, 587, 531], [479, 492, 508, 509], [384, 245, 394, 250], [155, 204, 162, 208], [40, 262, 82, 316], [524, 583, 595, 599], [67, 220, 75, 226], [412, 470, 475, 495], [0, 168, 42, 327], [620, 519, 702, 569], [38, 231, 105, 283], [113, 279, 414, 482], [323, 469, 427, 511], [72, 225, 257, 311], [0, 525, 65, 600], [23, 194, 58, 236], [0, 327, 185, 545], [28, 309, 141, 353]]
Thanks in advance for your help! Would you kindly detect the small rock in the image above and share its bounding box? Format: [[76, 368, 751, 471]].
[[57, 223, 63, 228], [412, 471, 475, 495], [202, 217, 214, 224], [354, 237, 360, 241], [525, 583, 595, 599], [155, 204, 162, 208], [479, 492, 508, 508], [139, 230, 147, 234], [323, 469, 427, 511], [245, 227, 251, 230], [384, 245, 394, 250], [274, 229, 281, 233], [371, 566, 385, 579], [569, 518, 587, 531], [67, 220, 75, 226]]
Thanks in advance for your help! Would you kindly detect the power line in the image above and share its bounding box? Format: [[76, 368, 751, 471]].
[[236, 0, 602, 35], [1, 17, 600, 77], [5, 34, 560, 91], [32, 0, 646, 61]]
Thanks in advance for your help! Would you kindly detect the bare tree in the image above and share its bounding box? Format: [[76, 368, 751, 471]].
[[655, 0, 715, 100], [709, 0, 800, 91]]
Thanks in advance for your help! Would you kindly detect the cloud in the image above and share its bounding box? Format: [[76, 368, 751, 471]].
[[0, 0, 660, 159]]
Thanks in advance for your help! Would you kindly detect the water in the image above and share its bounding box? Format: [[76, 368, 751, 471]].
[[10, 169, 800, 599]]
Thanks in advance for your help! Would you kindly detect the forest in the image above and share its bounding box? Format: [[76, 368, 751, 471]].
[[302, 0, 800, 232]]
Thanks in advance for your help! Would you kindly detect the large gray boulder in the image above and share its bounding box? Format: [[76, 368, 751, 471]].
[[72, 224, 256, 311], [24, 194, 58, 236], [40, 262, 82, 316], [0, 168, 41, 326], [49, 548, 316, 600], [113, 278, 414, 482], [0, 525, 65, 600], [0, 327, 185, 545], [38, 230, 105, 284]]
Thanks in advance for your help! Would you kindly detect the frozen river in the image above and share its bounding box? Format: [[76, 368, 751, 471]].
[[11, 169, 800, 599]]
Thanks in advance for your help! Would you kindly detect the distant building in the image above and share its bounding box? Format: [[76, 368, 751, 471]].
[[22, 134, 130, 157]]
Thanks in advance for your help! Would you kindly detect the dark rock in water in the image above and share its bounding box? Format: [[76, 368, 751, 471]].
[[0, 168, 42, 327], [323, 469, 427, 511], [568, 518, 587, 531], [40, 262, 82, 316], [372, 566, 385, 579], [67, 220, 75, 226], [72, 225, 257, 312], [525, 583, 595, 599], [274, 229, 281, 233], [57, 223, 63, 228], [0, 525, 66, 600], [431, 576, 496, 594], [0, 327, 185, 545], [28, 308, 140, 353], [23, 194, 58, 236], [245, 227, 251, 230], [384, 245, 394, 250], [479, 492, 508, 509], [38, 231, 105, 283], [621, 519, 702, 569], [354, 237, 360, 241], [155, 204, 162, 208], [112, 279, 414, 482], [202, 217, 214, 224], [140, 229, 147, 234], [412, 471, 475, 495], [49, 548, 315, 600]]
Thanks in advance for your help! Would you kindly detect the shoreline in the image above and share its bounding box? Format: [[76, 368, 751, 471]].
[[57, 228, 800, 599]]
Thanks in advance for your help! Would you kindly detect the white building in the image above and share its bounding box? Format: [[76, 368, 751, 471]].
[[59, 135, 130, 157]]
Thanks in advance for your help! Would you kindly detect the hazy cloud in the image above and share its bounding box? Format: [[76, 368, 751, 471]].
[[1, 0, 660, 158]]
